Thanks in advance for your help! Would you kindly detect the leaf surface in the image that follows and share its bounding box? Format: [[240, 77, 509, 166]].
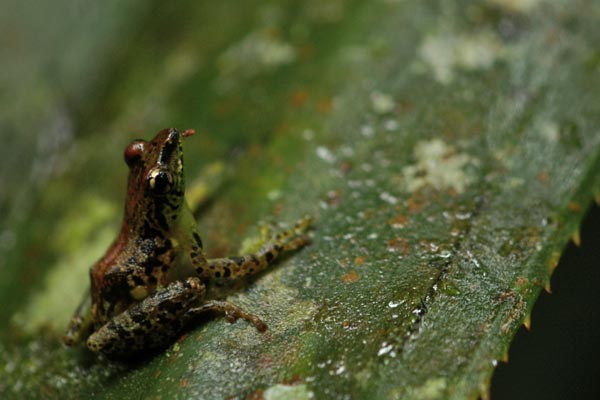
[[1, 1, 599, 399]]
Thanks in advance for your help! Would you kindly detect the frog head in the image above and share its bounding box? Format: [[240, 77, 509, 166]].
[[123, 128, 195, 233]]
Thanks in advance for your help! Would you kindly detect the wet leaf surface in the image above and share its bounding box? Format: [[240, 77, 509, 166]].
[[1, 1, 599, 399]]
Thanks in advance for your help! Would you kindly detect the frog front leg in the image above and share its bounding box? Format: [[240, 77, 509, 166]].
[[86, 277, 266, 356], [64, 288, 94, 346], [195, 215, 313, 281]]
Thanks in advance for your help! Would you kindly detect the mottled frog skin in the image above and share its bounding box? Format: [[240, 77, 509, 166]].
[[64, 128, 312, 357]]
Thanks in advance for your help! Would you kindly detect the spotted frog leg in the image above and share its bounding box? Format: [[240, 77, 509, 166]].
[[192, 215, 314, 281], [85, 215, 313, 356]]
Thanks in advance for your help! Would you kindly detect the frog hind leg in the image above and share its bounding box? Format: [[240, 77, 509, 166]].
[[187, 300, 267, 332], [198, 215, 313, 281], [86, 277, 204, 356], [64, 288, 94, 346], [87, 278, 267, 356]]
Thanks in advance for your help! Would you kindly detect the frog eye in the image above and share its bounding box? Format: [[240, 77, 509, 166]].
[[147, 168, 173, 194], [124, 140, 146, 167]]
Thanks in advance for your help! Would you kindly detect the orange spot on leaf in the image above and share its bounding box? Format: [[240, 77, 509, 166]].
[[537, 169, 549, 184], [388, 214, 408, 228], [514, 277, 529, 287], [290, 89, 309, 107], [176, 333, 188, 343], [247, 389, 265, 400], [386, 237, 411, 256], [342, 270, 359, 283], [317, 98, 333, 113], [354, 256, 365, 265], [407, 192, 425, 213], [339, 161, 353, 175]]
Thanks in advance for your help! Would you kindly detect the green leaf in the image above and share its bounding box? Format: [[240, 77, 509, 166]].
[[1, 0, 599, 399]]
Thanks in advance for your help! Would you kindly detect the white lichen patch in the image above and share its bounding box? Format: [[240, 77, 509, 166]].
[[264, 383, 313, 400], [487, 0, 545, 13], [267, 189, 282, 201], [506, 176, 525, 188], [537, 119, 559, 142], [370, 91, 396, 114], [361, 125, 375, 137], [402, 139, 477, 193], [407, 377, 448, 400], [316, 145, 337, 164], [380, 191, 399, 205], [419, 31, 506, 84], [216, 30, 296, 90], [259, 271, 317, 327]]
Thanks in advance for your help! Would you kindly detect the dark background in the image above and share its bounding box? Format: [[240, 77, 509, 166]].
[[492, 203, 600, 399]]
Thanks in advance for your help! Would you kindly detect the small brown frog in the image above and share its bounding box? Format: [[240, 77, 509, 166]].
[[64, 128, 312, 356]]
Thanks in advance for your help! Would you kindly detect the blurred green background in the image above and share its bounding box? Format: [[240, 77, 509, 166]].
[[1, 1, 599, 399]]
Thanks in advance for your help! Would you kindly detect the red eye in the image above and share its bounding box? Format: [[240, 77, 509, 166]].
[[124, 140, 145, 167]]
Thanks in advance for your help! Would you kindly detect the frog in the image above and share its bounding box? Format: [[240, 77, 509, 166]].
[[63, 128, 313, 357]]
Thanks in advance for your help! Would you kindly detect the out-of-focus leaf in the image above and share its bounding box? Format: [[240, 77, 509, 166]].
[[1, 1, 599, 399]]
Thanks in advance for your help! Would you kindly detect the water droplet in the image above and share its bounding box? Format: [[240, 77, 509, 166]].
[[439, 250, 452, 259], [455, 211, 472, 220], [380, 191, 398, 205], [388, 300, 403, 308], [412, 307, 424, 316], [377, 342, 394, 356]]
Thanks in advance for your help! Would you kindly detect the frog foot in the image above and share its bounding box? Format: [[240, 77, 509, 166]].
[[189, 301, 267, 332]]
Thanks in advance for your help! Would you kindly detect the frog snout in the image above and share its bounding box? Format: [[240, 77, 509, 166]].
[[167, 128, 180, 142]]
